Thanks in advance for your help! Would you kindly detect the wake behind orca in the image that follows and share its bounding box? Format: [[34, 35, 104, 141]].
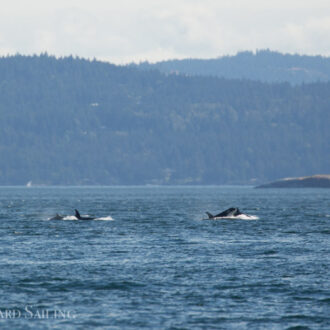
[[205, 207, 258, 220]]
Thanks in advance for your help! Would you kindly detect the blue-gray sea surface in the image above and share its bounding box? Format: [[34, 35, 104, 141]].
[[0, 186, 329, 329]]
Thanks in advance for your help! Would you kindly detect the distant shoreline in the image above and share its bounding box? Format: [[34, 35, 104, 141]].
[[255, 175, 330, 188]]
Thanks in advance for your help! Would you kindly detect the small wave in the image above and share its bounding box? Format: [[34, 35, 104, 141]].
[[262, 249, 278, 255]]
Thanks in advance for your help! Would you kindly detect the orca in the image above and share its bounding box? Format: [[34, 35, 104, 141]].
[[49, 213, 65, 220], [74, 209, 95, 220], [206, 207, 245, 219]]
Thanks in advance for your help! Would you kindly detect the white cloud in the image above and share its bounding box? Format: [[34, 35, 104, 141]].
[[0, 0, 330, 63]]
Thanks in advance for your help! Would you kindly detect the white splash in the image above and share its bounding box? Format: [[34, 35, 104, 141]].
[[205, 214, 259, 220], [94, 216, 114, 221], [62, 216, 78, 220], [47, 215, 114, 221], [230, 214, 259, 220]]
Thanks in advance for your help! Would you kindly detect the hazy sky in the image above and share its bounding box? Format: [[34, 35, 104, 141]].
[[1, 0, 330, 63]]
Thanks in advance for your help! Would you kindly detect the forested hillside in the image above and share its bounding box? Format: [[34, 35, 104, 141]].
[[135, 50, 330, 84], [0, 54, 329, 185]]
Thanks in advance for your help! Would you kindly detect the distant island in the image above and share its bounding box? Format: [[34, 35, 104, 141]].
[[0, 54, 329, 185], [134, 50, 330, 85], [255, 175, 330, 188]]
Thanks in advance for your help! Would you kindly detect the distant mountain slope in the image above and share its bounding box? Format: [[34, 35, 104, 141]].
[[0, 54, 329, 185], [134, 50, 330, 84], [256, 175, 330, 188]]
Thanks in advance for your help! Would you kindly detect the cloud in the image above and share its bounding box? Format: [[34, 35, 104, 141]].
[[1, 0, 330, 63]]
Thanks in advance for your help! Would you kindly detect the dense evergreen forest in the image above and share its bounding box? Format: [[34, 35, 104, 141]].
[[0, 54, 329, 185], [134, 50, 330, 84]]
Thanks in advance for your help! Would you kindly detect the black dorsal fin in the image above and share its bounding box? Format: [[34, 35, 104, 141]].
[[75, 209, 81, 219], [206, 212, 214, 219]]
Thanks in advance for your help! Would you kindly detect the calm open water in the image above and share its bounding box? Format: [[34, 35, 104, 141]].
[[0, 186, 329, 329]]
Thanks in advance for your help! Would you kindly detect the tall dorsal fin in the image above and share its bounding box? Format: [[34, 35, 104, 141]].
[[75, 209, 81, 219]]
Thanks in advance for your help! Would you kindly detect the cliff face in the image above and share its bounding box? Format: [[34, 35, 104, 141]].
[[255, 175, 330, 188]]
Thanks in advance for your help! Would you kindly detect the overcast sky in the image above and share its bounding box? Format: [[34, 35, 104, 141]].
[[1, 0, 330, 64]]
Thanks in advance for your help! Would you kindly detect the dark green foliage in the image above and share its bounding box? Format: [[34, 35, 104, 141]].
[[0, 54, 329, 185], [134, 50, 330, 84]]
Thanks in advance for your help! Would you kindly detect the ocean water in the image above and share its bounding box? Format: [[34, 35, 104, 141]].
[[0, 186, 329, 329]]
